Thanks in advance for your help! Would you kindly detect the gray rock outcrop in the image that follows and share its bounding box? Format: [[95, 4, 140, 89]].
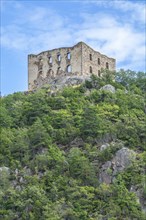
[[130, 185, 146, 214], [70, 137, 84, 148], [112, 147, 136, 175], [99, 147, 136, 184], [35, 75, 90, 92], [100, 143, 110, 151], [99, 161, 112, 184], [100, 84, 115, 93]]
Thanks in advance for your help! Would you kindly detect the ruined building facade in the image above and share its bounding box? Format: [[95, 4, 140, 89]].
[[28, 42, 116, 90]]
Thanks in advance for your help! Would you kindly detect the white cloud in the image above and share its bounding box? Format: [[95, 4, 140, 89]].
[[112, 0, 145, 23], [1, 0, 145, 71], [85, 0, 145, 24], [1, 4, 72, 52], [74, 12, 145, 67]]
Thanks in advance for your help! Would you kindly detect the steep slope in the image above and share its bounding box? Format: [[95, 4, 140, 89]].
[[0, 70, 146, 219]]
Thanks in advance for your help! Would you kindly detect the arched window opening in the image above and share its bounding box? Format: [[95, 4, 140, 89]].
[[57, 67, 61, 75], [67, 52, 71, 60], [90, 66, 92, 74], [89, 54, 92, 61], [57, 54, 61, 62], [47, 69, 53, 76], [67, 65, 71, 72], [38, 71, 43, 78], [106, 62, 109, 69], [98, 58, 100, 65], [98, 70, 101, 77], [48, 56, 52, 64]]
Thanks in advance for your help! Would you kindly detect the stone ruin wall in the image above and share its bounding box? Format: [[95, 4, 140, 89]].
[[82, 43, 115, 77], [28, 43, 82, 90], [28, 42, 116, 90]]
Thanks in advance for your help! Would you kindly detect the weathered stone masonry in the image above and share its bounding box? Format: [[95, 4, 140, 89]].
[[28, 42, 116, 90]]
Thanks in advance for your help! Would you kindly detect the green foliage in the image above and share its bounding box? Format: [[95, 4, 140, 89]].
[[0, 70, 146, 219], [0, 105, 13, 128], [80, 106, 103, 139]]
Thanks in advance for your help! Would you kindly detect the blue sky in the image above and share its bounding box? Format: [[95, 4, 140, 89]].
[[1, 0, 146, 95]]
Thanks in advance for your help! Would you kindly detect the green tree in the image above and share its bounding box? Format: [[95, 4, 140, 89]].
[[80, 106, 102, 139], [29, 118, 51, 156]]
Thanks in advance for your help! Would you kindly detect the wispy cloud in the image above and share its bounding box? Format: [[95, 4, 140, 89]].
[[85, 0, 145, 24], [74, 11, 145, 70], [1, 4, 72, 51], [1, 0, 145, 71]]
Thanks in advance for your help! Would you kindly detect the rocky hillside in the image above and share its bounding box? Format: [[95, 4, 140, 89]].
[[0, 70, 146, 219]]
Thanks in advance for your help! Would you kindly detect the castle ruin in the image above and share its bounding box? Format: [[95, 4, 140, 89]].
[[28, 42, 116, 90]]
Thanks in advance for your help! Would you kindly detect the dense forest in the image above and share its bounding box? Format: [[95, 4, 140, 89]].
[[0, 70, 146, 220]]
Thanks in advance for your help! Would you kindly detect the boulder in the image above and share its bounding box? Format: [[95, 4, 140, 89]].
[[65, 77, 83, 86], [99, 161, 112, 184], [112, 147, 136, 176], [100, 84, 115, 93], [130, 185, 146, 213], [99, 147, 136, 184], [100, 143, 110, 151]]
